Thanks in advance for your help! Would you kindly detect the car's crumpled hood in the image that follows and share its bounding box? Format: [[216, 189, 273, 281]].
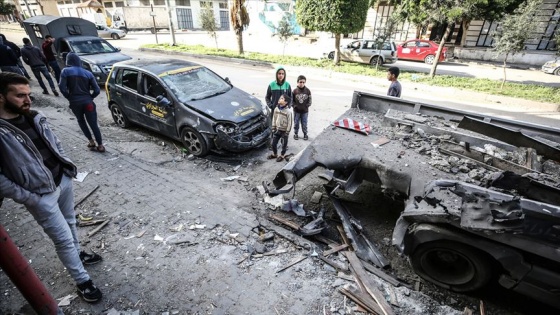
[[184, 87, 264, 123], [80, 53, 132, 66]]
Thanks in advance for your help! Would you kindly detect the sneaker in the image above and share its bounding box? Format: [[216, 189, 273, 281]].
[[304, 134, 308, 140], [42, 90, 49, 95], [80, 251, 103, 265], [53, 90, 59, 97], [294, 134, 299, 140], [77, 279, 102, 303]]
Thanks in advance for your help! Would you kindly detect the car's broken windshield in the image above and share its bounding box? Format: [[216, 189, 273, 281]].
[[161, 67, 231, 102], [71, 40, 118, 55]]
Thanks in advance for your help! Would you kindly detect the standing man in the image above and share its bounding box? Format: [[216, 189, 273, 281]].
[[291, 75, 312, 141], [21, 37, 60, 96], [387, 66, 402, 98], [0, 36, 22, 75], [0, 72, 103, 303], [265, 66, 292, 115], [59, 52, 105, 152], [42, 35, 62, 83], [0, 34, 32, 79]]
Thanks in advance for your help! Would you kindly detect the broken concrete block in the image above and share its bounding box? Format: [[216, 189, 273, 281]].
[[264, 194, 284, 209], [311, 191, 323, 204], [404, 114, 428, 124]]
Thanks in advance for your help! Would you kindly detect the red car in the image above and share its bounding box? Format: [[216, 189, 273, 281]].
[[397, 39, 448, 64]]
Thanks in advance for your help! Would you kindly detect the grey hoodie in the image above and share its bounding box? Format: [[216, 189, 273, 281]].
[[0, 111, 77, 207]]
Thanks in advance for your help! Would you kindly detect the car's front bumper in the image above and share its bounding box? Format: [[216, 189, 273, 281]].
[[542, 64, 559, 74], [215, 126, 271, 152]]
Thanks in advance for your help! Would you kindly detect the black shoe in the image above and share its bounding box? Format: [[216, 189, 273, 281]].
[[304, 134, 308, 140], [53, 90, 59, 97], [294, 134, 299, 140], [77, 279, 102, 303], [80, 251, 102, 265], [42, 90, 49, 95]]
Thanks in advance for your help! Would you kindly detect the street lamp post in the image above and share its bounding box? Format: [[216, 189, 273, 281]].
[[165, 0, 176, 46]]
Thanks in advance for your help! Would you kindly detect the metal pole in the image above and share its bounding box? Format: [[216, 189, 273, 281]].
[[0, 224, 62, 315], [151, 4, 158, 44], [165, 0, 176, 46], [22, 0, 33, 17]]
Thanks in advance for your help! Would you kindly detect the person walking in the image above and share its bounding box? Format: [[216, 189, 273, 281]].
[[0, 36, 22, 75], [0, 34, 31, 79], [387, 66, 402, 98], [20, 37, 59, 96], [59, 52, 105, 152], [267, 94, 293, 162], [42, 35, 62, 82], [0, 72, 103, 303], [292, 75, 312, 141]]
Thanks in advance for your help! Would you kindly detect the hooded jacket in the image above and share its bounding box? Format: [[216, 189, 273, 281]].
[[0, 34, 22, 58], [59, 52, 100, 105], [21, 43, 47, 67], [0, 37, 18, 67], [0, 111, 77, 207], [265, 66, 292, 112]]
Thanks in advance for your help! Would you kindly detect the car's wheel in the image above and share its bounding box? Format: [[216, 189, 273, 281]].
[[327, 51, 335, 60], [181, 127, 209, 157], [554, 67, 560, 76], [110, 103, 130, 128], [111, 33, 120, 40], [370, 56, 382, 66], [424, 55, 435, 64], [410, 241, 493, 292]]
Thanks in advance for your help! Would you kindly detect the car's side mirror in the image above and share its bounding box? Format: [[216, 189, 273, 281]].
[[116, 47, 121, 51], [156, 95, 172, 107], [224, 77, 231, 85]]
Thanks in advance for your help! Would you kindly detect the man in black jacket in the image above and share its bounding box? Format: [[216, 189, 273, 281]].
[[21, 37, 59, 96], [0, 36, 21, 75], [0, 34, 31, 79]]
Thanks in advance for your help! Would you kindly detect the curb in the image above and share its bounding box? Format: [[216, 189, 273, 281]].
[[138, 47, 273, 68]]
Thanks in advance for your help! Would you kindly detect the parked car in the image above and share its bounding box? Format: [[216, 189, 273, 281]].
[[324, 39, 398, 66], [96, 25, 127, 40], [106, 58, 271, 157], [397, 39, 447, 64], [542, 59, 560, 75]]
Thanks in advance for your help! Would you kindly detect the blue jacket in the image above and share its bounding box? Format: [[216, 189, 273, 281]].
[[59, 52, 100, 105], [0, 111, 77, 207]]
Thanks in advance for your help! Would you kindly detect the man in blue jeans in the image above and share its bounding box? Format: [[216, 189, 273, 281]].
[[0, 72, 102, 303], [21, 37, 59, 96], [59, 52, 105, 152]]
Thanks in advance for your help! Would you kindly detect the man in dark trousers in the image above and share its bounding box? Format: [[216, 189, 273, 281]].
[[42, 35, 62, 82], [0, 72, 103, 303], [21, 37, 60, 96]]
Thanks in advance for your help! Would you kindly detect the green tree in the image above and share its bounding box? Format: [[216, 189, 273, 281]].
[[372, 12, 400, 69], [0, 0, 15, 16], [296, 0, 370, 65], [230, 0, 250, 54], [273, 14, 293, 56], [492, 0, 543, 88], [199, 3, 219, 49]]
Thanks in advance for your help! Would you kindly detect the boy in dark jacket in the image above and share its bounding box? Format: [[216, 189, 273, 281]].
[[59, 52, 104, 152], [265, 66, 292, 114], [292, 75, 312, 140]]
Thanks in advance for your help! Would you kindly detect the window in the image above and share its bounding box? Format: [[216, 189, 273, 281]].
[[218, 2, 227, 9], [200, 1, 212, 8], [176, 0, 190, 6], [417, 41, 430, 48], [104, 2, 114, 7], [115, 1, 124, 7], [139, 0, 150, 6], [153, 0, 165, 5], [143, 75, 165, 99], [121, 69, 139, 91]]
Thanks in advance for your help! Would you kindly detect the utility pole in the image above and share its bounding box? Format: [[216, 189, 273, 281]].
[[165, 0, 176, 46], [150, 4, 158, 44]]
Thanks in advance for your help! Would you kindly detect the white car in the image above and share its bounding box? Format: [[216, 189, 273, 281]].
[[96, 25, 126, 40], [542, 59, 560, 75]]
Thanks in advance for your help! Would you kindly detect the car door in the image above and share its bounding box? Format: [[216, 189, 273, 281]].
[[415, 41, 433, 60], [339, 40, 360, 62], [399, 41, 416, 60], [113, 68, 144, 124], [137, 72, 177, 136], [96, 25, 109, 39], [356, 40, 375, 63]]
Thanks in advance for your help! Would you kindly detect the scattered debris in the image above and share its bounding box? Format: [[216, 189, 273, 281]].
[[57, 293, 77, 307], [371, 137, 391, 148], [154, 234, 164, 241], [281, 199, 306, 216], [220, 175, 240, 181], [78, 219, 106, 227], [75, 185, 100, 209], [310, 191, 323, 204], [333, 118, 371, 135], [73, 172, 88, 182], [276, 255, 307, 273], [87, 219, 110, 237]]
